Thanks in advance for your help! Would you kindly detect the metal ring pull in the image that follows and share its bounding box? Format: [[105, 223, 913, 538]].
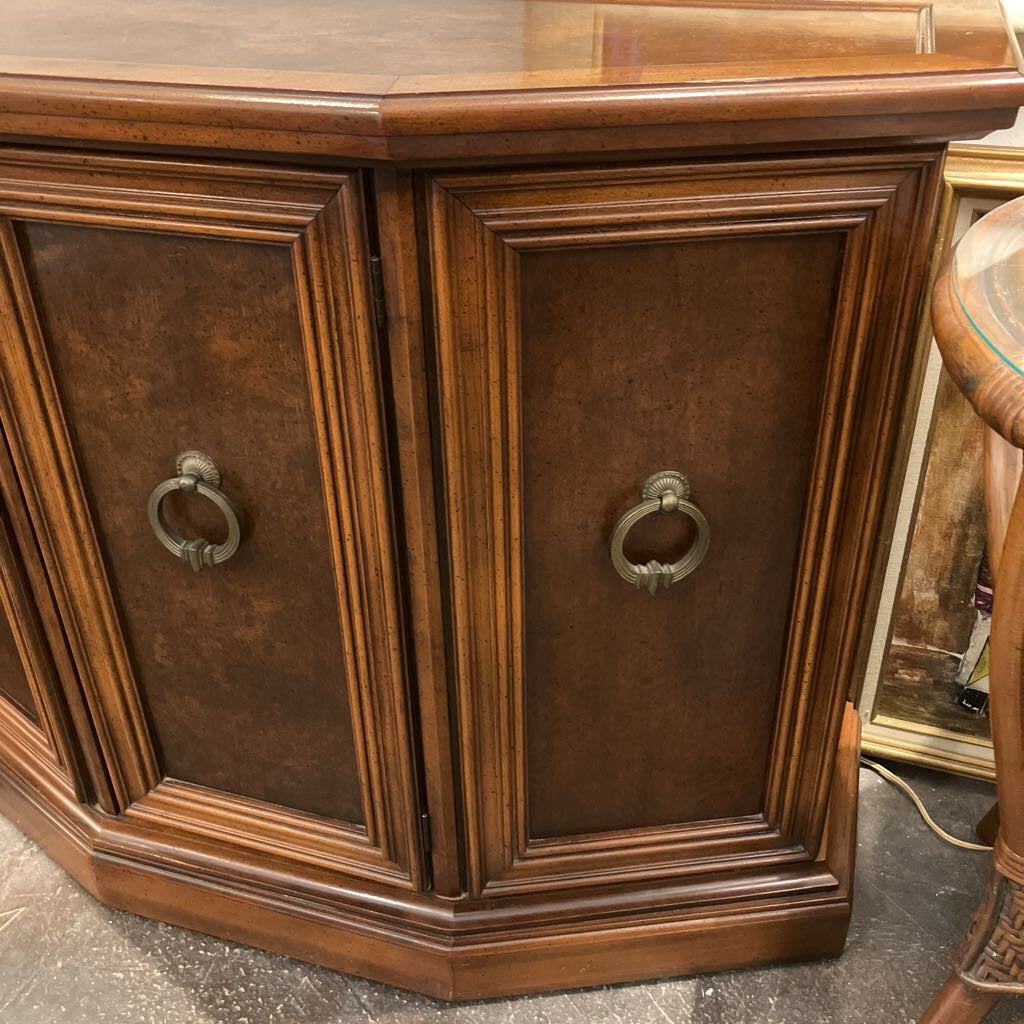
[[610, 471, 710, 595], [147, 450, 242, 572]]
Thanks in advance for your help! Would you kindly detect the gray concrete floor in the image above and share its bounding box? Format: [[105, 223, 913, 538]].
[[0, 764, 1020, 1023]]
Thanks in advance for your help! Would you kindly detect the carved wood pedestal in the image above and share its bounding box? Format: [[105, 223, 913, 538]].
[[921, 197, 1024, 1021], [0, 0, 1022, 1001]]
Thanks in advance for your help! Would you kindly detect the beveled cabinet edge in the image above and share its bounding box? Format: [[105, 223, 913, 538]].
[[425, 151, 942, 897], [0, 149, 422, 887], [0, 60, 1020, 161], [0, 430, 108, 805]]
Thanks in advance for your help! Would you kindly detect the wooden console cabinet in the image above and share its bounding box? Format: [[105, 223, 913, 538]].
[[0, 0, 1022, 1000]]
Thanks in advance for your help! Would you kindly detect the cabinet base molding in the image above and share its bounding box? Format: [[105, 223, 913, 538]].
[[0, 702, 858, 1000]]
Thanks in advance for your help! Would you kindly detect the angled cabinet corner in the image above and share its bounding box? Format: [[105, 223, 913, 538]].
[[0, 421, 103, 810]]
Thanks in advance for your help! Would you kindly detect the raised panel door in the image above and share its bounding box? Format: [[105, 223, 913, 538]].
[[425, 153, 940, 895], [0, 149, 421, 887]]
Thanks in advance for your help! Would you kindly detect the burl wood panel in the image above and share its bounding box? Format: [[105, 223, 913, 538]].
[[0, 583, 38, 723], [14, 220, 364, 824], [520, 234, 842, 838]]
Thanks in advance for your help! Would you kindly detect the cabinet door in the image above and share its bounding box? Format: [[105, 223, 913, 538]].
[[426, 155, 939, 895], [0, 150, 420, 887]]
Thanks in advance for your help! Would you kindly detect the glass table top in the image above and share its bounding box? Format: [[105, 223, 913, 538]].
[[952, 195, 1024, 376]]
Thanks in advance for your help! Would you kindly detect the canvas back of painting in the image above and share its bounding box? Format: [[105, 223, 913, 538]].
[[880, 366, 989, 727]]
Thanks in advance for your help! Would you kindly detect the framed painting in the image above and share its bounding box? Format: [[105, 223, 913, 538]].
[[857, 145, 1024, 780]]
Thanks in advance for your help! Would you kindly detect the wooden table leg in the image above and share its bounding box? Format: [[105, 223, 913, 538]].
[[918, 975, 1001, 1024]]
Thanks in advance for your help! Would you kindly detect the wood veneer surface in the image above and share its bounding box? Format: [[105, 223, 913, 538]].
[[521, 233, 843, 838]]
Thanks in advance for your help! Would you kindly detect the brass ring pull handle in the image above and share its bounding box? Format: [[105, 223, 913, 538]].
[[610, 471, 710, 595], [147, 451, 242, 572]]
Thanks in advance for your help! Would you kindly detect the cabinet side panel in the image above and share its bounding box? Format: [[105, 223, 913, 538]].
[[520, 233, 843, 838], [15, 219, 365, 824]]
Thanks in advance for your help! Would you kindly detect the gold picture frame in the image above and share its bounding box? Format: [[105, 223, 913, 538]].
[[856, 145, 1024, 781]]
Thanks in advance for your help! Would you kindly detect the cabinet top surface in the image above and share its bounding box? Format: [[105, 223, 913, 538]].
[[0, 0, 1017, 84], [1, 0, 1023, 159]]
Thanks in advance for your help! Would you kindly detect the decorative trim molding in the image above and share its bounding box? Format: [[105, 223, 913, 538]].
[[0, 62, 1019, 161]]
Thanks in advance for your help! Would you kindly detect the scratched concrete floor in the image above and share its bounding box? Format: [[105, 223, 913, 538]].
[[0, 764, 1020, 1024]]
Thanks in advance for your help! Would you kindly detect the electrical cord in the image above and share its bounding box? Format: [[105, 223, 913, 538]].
[[860, 757, 994, 852]]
